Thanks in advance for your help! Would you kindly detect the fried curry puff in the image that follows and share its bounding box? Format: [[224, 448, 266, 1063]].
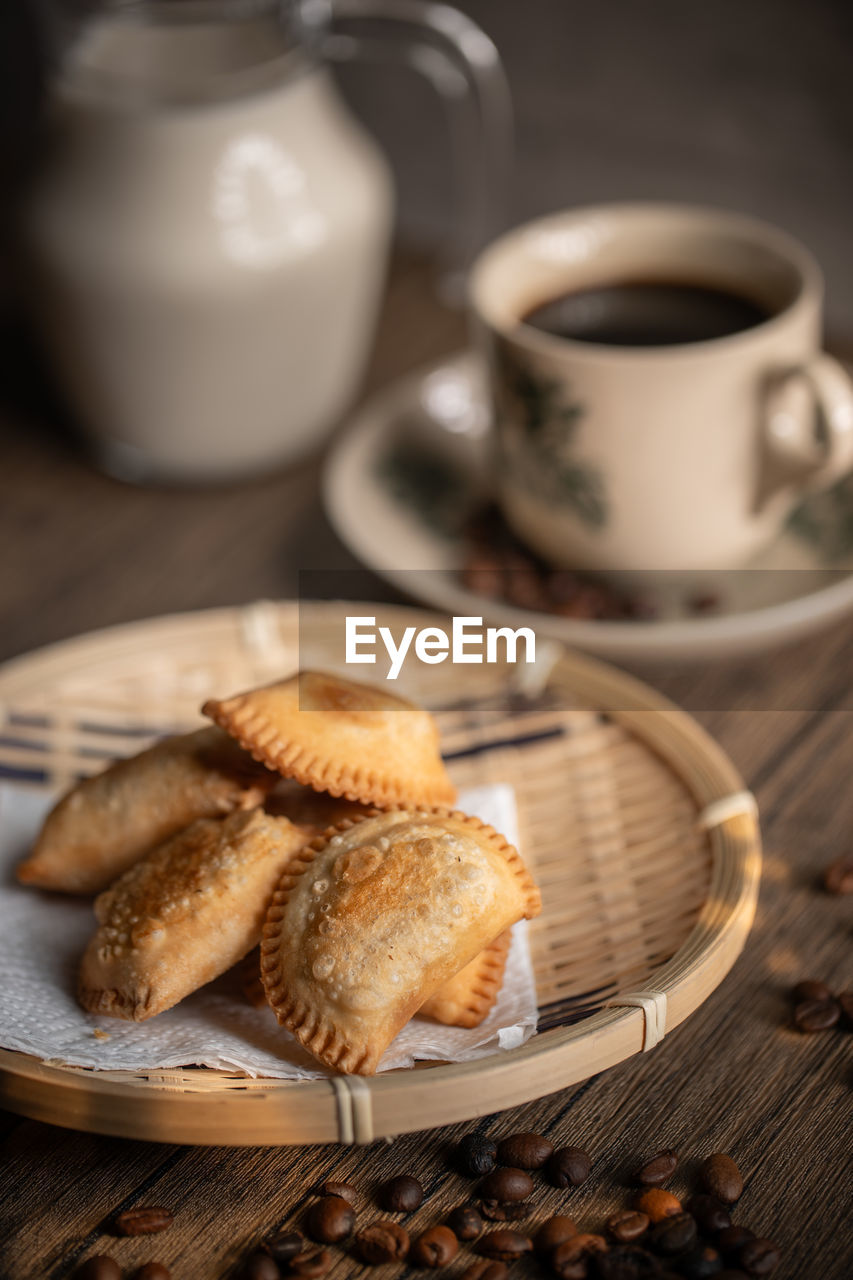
[[260, 809, 540, 1074], [202, 670, 456, 810], [17, 727, 274, 895]]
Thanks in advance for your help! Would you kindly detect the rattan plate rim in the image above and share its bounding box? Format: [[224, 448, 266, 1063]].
[[0, 603, 761, 1145]]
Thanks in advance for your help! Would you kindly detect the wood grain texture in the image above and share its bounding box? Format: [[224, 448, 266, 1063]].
[[1, 253, 853, 1278]]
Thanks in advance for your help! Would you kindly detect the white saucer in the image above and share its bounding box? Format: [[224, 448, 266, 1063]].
[[323, 352, 853, 661]]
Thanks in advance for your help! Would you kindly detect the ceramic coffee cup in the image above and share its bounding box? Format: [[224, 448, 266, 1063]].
[[470, 204, 853, 572]]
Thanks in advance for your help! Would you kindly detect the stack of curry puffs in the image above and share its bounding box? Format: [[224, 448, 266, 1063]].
[[17, 671, 540, 1075]]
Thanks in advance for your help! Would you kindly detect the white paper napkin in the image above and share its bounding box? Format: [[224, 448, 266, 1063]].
[[0, 782, 537, 1078]]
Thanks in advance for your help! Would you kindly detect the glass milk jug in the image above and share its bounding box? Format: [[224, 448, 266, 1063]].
[[25, 0, 510, 482]]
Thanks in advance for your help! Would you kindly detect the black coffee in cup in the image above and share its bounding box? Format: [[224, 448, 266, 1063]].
[[521, 280, 771, 347]]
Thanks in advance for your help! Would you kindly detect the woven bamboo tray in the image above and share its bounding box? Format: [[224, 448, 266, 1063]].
[[0, 602, 761, 1145]]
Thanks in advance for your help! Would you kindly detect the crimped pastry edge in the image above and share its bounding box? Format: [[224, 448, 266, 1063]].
[[202, 697, 457, 810], [259, 808, 540, 1074]]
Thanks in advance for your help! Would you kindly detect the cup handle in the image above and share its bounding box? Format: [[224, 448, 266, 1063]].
[[322, 0, 513, 302], [757, 352, 853, 510]]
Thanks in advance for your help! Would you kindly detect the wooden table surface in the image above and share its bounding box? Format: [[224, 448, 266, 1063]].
[[1, 253, 852, 1279]]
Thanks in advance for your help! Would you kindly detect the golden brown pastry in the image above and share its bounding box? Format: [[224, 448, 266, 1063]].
[[240, 930, 511, 1029], [419, 930, 511, 1029], [78, 809, 310, 1021], [17, 727, 274, 894], [260, 809, 540, 1074], [203, 670, 456, 810]]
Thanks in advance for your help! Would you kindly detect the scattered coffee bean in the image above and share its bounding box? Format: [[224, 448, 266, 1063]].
[[791, 978, 833, 1003], [737, 1238, 781, 1277], [823, 853, 853, 895], [649, 1212, 698, 1256], [496, 1131, 554, 1170], [355, 1221, 410, 1264], [479, 1200, 531, 1222], [550, 1232, 607, 1278], [677, 1244, 723, 1278], [132, 1266, 171, 1280], [379, 1174, 424, 1213], [546, 1146, 592, 1189], [74, 1260, 121, 1280], [456, 1133, 497, 1177], [606, 1209, 649, 1244], [241, 1253, 280, 1280], [305, 1195, 355, 1244], [596, 1246, 660, 1279], [632, 1188, 682, 1223], [715, 1272, 749, 1279], [114, 1206, 174, 1236], [478, 1167, 534, 1203], [476, 1229, 533, 1262], [633, 1148, 678, 1186], [838, 991, 853, 1029], [534, 1215, 578, 1257], [289, 1248, 332, 1278], [410, 1225, 459, 1268], [320, 1180, 358, 1204], [265, 1230, 306, 1265], [686, 1194, 732, 1235], [794, 996, 841, 1033], [446, 1205, 484, 1240], [459, 1261, 508, 1280], [699, 1154, 744, 1205], [717, 1226, 755, 1260]]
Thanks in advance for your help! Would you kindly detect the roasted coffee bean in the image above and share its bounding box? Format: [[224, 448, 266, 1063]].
[[550, 1232, 607, 1279], [633, 1148, 678, 1186], [677, 1245, 723, 1278], [595, 1246, 660, 1279], [686, 1195, 732, 1235], [794, 996, 840, 1033], [838, 991, 853, 1029], [480, 1199, 531, 1221], [355, 1221, 410, 1264], [446, 1205, 484, 1240], [320, 1180, 358, 1204], [715, 1272, 748, 1279], [547, 1146, 592, 1188], [457, 1133, 498, 1177], [737, 1238, 781, 1277], [115, 1206, 174, 1236], [648, 1212, 697, 1256], [265, 1230, 306, 1265], [74, 1260, 121, 1280], [459, 1261, 508, 1280], [717, 1226, 755, 1260], [410, 1225, 459, 1268], [791, 978, 833, 1003], [699, 1154, 743, 1205], [823, 853, 853, 894], [534, 1215, 578, 1257], [289, 1249, 332, 1278], [496, 1130, 554, 1169], [478, 1167, 534, 1203], [476, 1229, 534, 1261], [305, 1195, 355, 1243], [632, 1188, 682, 1223], [379, 1174, 424, 1212], [605, 1209, 649, 1244], [241, 1253, 280, 1280], [132, 1266, 171, 1280]]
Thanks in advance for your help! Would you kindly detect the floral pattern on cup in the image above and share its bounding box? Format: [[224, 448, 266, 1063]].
[[493, 340, 608, 530]]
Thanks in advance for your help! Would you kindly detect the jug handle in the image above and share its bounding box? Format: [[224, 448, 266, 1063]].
[[320, 0, 513, 302]]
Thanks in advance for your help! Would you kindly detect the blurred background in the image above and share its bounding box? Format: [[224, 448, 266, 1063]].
[[0, 0, 851, 677]]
